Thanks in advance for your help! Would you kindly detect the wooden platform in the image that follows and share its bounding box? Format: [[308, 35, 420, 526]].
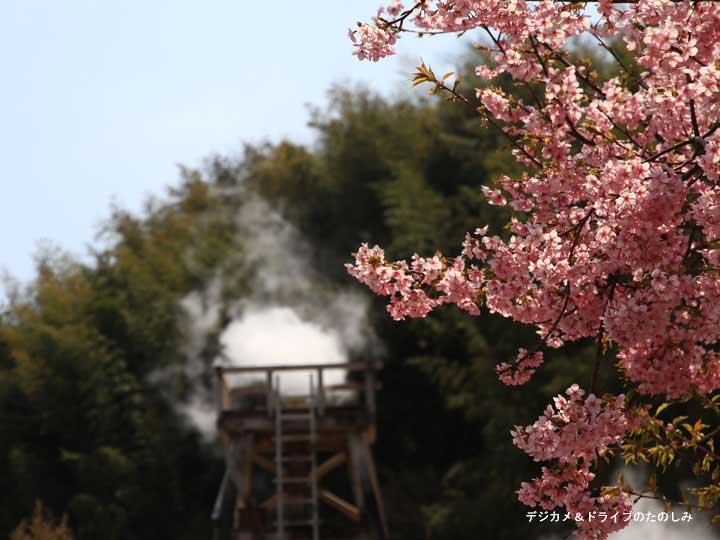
[[211, 362, 388, 540], [219, 406, 375, 453]]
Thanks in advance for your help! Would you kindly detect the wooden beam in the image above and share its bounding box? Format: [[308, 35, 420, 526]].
[[366, 423, 377, 444], [324, 382, 381, 392], [362, 435, 390, 540], [252, 454, 276, 475], [315, 452, 347, 480], [239, 434, 254, 499], [218, 361, 382, 374], [365, 366, 376, 416], [266, 370, 273, 416], [320, 490, 361, 522], [222, 374, 231, 410], [348, 434, 365, 511], [228, 385, 270, 396], [260, 494, 277, 509], [318, 368, 325, 415], [211, 469, 230, 521], [260, 493, 277, 509], [214, 367, 224, 412], [224, 440, 243, 490]]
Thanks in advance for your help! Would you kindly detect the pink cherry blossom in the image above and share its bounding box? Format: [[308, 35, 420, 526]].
[[517, 463, 633, 539], [348, 23, 396, 62], [496, 349, 543, 386], [347, 0, 720, 535]]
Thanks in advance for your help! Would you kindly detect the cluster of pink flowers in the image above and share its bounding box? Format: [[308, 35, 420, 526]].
[[512, 385, 642, 464], [512, 385, 646, 538], [496, 349, 543, 386], [348, 23, 397, 62], [348, 0, 407, 63], [517, 463, 633, 539], [348, 0, 720, 536], [346, 244, 484, 320]]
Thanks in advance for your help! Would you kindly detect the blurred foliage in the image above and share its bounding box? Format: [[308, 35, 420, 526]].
[[0, 42, 661, 540], [0, 175, 235, 540]]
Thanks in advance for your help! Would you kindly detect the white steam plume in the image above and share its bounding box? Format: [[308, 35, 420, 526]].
[[176, 192, 378, 439], [220, 306, 347, 395]]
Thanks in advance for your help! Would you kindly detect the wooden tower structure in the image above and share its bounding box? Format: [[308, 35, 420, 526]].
[[211, 362, 388, 540]]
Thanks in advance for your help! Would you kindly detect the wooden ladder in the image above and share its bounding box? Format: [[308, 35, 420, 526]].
[[274, 375, 320, 540]]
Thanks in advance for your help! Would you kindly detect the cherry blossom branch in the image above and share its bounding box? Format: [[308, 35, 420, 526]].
[[590, 280, 616, 395], [350, 2, 720, 534], [376, 1, 423, 30], [588, 31, 649, 91], [416, 68, 543, 167], [567, 211, 594, 264], [689, 99, 702, 139], [644, 137, 698, 164], [698, 425, 720, 445], [624, 490, 714, 512]]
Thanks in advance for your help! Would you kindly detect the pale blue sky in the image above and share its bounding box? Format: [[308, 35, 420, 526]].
[[0, 1, 470, 284]]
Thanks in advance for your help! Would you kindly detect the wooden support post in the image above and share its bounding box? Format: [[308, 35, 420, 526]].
[[237, 434, 255, 502], [211, 469, 230, 521], [266, 369, 273, 416], [224, 440, 243, 491], [222, 377, 231, 410], [317, 368, 325, 416], [348, 434, 366, 512], [365, 363, 376, 417], [362, 434, 389, 540], [230, 434, 256, 536], [215, 367, 224, 412]]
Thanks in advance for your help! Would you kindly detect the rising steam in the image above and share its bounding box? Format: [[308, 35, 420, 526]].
[[175, 192, 378, 439]]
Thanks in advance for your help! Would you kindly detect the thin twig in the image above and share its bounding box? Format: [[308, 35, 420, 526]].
[[590, 280, 616, 394]]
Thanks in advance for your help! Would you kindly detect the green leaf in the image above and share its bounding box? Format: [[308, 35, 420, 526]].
[[656, 402, 671, 416]]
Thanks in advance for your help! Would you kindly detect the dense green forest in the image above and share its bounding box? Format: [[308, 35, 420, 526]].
[[1, 46, 641, 540]]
